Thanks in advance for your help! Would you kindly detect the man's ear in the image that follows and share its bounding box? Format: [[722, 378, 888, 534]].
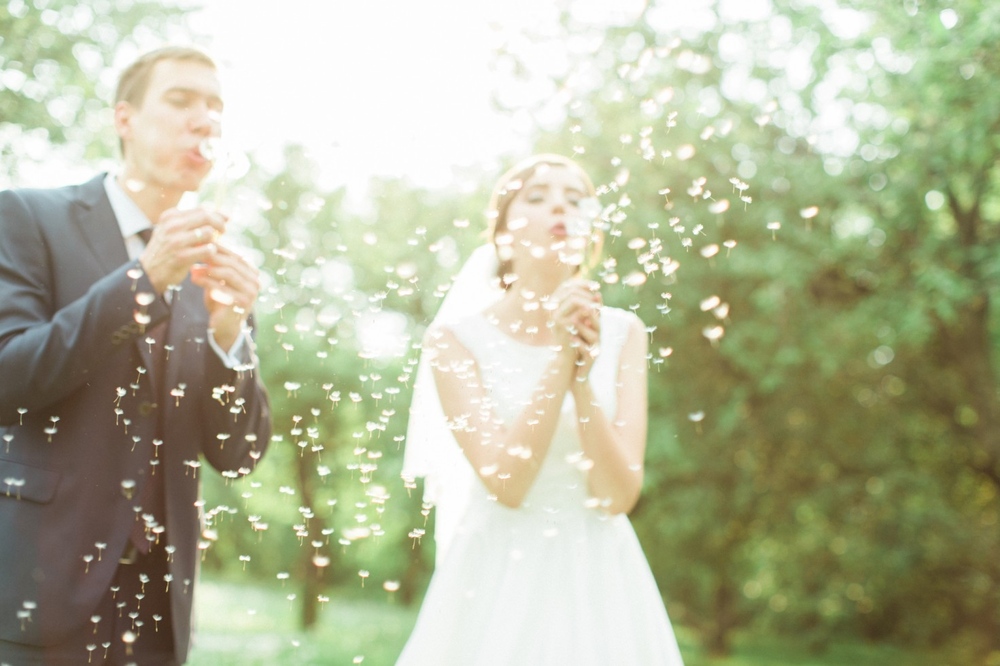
[[113, 101, 133, 142]]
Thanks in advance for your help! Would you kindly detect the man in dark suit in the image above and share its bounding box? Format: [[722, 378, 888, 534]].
[[0, 46, 272, 664]]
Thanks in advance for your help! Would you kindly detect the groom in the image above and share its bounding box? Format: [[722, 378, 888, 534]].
[[0, 46, 272, 664]]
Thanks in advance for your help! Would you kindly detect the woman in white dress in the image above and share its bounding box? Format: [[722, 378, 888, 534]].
[[398, 154, 684, 665]]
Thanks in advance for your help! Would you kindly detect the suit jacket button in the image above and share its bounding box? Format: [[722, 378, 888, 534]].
[[138, 401, 157, 416]]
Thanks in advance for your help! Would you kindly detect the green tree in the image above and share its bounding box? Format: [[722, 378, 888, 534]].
[[0, 0, 189, 181], [498, 0, 999, 658], [198, 146, 495, 626]]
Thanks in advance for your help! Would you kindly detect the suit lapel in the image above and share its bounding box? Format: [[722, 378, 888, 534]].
[[70, 175, 171, 390], [73, 174, 130, 275]]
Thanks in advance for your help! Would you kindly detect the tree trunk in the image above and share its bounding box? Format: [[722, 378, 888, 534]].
[[295, 447, 330, 630], [707, 579, 735, 656]]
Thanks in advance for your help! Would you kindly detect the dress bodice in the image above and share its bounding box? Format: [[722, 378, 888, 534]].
[[448, 307, 635, 513]]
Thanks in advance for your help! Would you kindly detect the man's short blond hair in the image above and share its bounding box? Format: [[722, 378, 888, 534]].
[[115, 45, 216, 108]]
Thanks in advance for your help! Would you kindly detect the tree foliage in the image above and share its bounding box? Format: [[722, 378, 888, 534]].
[[0, 0, 189, 182], [492, 0, 999, 657], [3, 0, 998, 661]]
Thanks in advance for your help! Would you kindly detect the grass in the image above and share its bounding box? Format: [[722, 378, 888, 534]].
[[187, 577, 970, 666], [188, 577, 418, 665]]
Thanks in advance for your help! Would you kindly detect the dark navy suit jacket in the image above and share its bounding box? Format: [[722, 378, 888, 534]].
[[0, 174, 272, 661]]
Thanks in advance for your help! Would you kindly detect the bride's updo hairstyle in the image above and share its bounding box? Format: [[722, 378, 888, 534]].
[[486, 154, 602, 288]]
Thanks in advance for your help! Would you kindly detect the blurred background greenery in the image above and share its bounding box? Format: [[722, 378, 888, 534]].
[[2, 0, 998, 664]]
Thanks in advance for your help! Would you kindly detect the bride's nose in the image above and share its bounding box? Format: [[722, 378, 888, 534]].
[[551, 192, 568, 213]]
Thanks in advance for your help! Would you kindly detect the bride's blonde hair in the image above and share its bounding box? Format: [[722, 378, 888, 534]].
[[486, 154, 603, 288]]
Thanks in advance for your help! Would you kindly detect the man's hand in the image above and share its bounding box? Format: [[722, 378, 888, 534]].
[[190, 244, 261, 351], [139, 207, 228, 294]]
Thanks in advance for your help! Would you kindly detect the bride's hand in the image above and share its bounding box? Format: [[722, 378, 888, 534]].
[[551, 279, 602, 378]]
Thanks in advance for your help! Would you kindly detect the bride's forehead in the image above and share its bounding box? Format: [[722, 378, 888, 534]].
[[520, 165, 586, 191]]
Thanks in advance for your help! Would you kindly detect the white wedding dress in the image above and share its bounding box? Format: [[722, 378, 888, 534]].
[[397, 306, 685, 666]]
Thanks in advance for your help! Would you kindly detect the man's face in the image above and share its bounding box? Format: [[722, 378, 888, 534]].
[[116, 58, 223, 196]]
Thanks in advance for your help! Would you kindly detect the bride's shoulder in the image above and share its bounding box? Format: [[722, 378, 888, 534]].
[[426, 312, 483, 338], [422, 314, 483, 356]]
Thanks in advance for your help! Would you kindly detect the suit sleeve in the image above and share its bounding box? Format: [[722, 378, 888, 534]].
[[197, 313, 272, 474], [0, 189, 169, 425]]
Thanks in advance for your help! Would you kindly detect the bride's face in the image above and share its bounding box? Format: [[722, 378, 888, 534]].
[[502, 165, 591, 270]]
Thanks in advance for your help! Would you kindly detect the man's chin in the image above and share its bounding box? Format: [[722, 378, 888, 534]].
[[175, 172, 210, 194]]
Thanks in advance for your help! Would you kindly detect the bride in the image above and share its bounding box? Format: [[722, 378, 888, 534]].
[[398, 154, 685, 665]]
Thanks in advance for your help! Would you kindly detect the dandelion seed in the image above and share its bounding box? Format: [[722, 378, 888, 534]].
[[622, 272, 647, 287], [700, 296, 721, 311], [702, 326, 725, 343], [134, 292, 155, 307], [709, 200, 730, 214]]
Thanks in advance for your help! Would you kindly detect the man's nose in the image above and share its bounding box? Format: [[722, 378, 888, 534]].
[[189, 103, 221, 135]]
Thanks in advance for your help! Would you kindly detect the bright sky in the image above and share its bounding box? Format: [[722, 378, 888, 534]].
[[13, 0, 787, 194], [187, 0, 531, 193], [184, 0, 781, 195]]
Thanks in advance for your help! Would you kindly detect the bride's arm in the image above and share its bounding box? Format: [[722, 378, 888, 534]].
[[571, 314, 648, 515], [428, 325, 576, 508]]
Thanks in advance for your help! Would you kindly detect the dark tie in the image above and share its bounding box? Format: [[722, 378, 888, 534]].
[[129, 225, 166, 555]]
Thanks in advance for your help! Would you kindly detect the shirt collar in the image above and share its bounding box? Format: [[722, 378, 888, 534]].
[[103, 172, 152, 239]]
